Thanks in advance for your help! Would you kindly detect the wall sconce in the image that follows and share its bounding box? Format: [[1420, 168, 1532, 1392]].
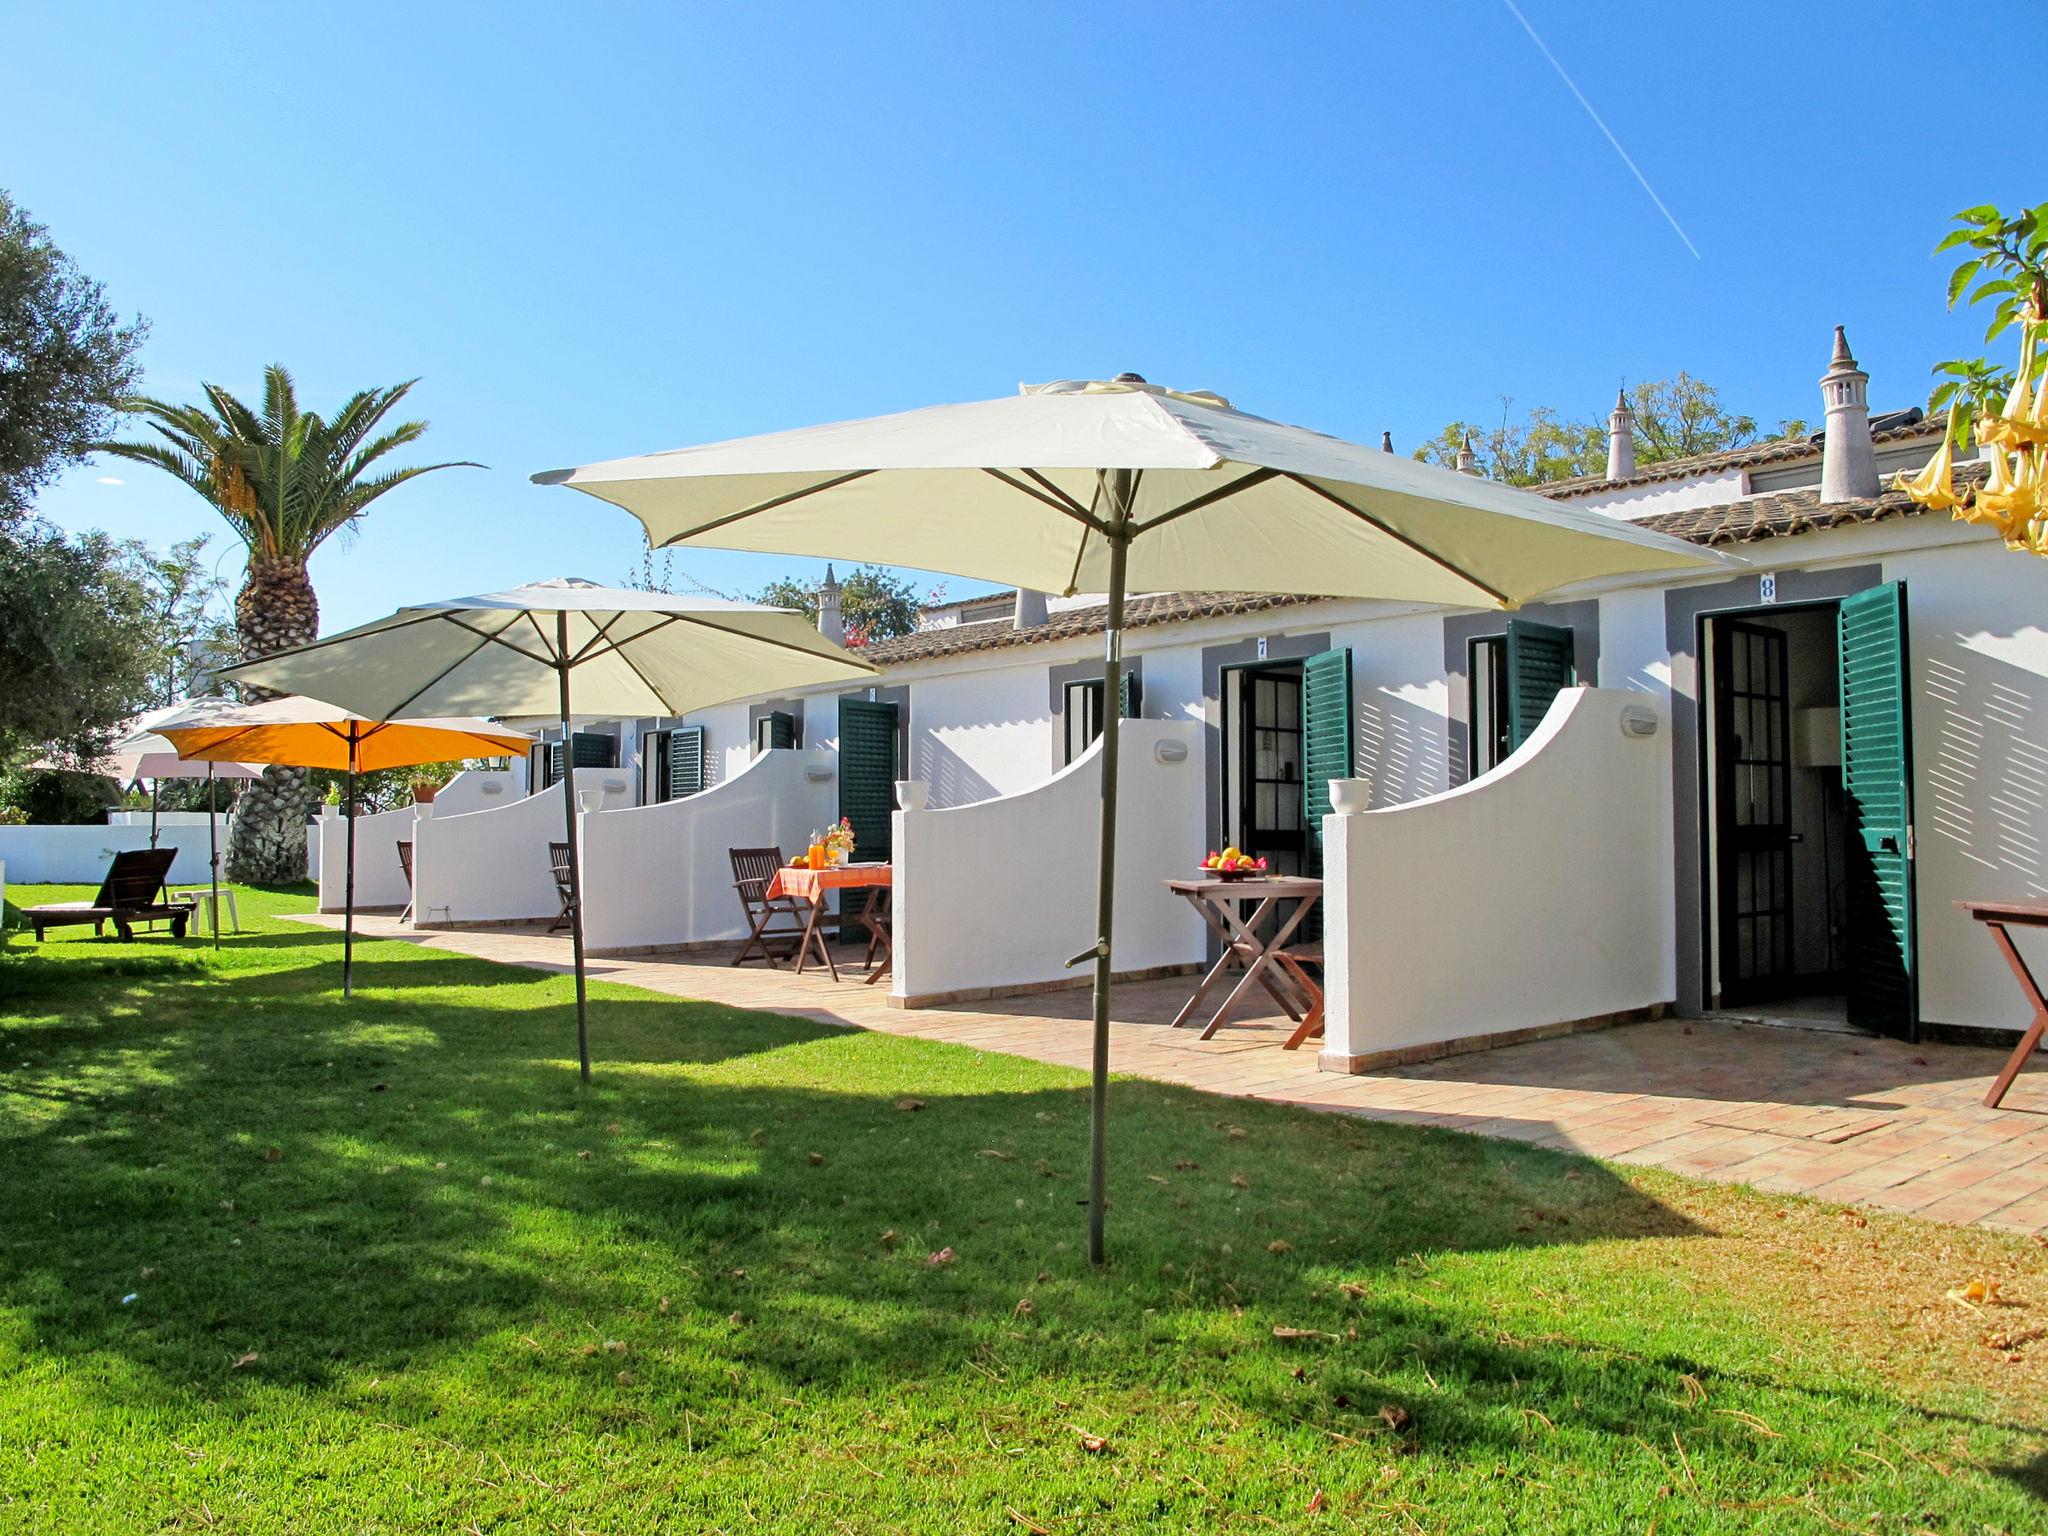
[[479, 781, 504, 797], [1154, 739, 1189, 764], [1620, 704, 1659, 738], [804, 762, 835, 783]]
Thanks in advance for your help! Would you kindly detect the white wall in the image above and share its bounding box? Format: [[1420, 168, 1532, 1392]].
[[411, 768, 621, 925], [891, 719, 1205, 1003], [578, 748, 839, 953], [317, 806, 419, 912], [1331, 610, 1454, 805], [0, 819, 229, 886], [1322, 688, 1671, 1067], [905, 664, 1053, 805]]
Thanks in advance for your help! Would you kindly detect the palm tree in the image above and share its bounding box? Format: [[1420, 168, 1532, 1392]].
[[100, 365, 477, 881]]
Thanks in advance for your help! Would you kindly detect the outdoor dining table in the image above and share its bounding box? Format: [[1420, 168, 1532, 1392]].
[[1957, 898, 2048, 1109], [1163, 875, 1323, 1041], [765, 862, 893, 984]]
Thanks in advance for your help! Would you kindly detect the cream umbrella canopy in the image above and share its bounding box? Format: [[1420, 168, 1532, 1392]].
[[153, 697, 532, 995], [533, 376, 1728, 1264], [219, 579, 879, 1078]]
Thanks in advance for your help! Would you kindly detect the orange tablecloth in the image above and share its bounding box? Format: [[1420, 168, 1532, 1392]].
[[766, 863, 892, 903]]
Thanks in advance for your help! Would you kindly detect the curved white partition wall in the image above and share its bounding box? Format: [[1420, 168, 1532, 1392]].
[[316, 769, 525, 913], [578, 748, 839, 954], [1320, 687, 1673, 1071], [411, 768, 623, 926], [890, 719, 1205, 1006]]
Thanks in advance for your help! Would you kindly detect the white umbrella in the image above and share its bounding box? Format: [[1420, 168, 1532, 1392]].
[[533, 375, 1727, 1263], [152, 697, 534, 994], [220, 579, 878, 1078]]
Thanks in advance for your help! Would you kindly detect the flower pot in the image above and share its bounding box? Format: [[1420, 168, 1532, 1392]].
[[1328, 777, 1373, 815], [576, 787, 604, 814], [894, 778, 931, 811]]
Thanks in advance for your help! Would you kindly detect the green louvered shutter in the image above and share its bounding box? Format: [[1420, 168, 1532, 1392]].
[[838, 698, 899, 864], [572, 731, 616, 768], [1839, 582, 1919, 1041], [1504, 619, 1576, 751], [667, 726, 705, 798], [767, 710, 797, 749], [1118, 668, 1140, 719], [540, 743, 560, 788], [1301, 648, 1353, 849]]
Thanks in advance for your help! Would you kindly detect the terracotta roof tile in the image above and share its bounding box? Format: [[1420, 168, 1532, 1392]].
[[1631, 461, 1985, 546], [1539, 416, 1941, 498]]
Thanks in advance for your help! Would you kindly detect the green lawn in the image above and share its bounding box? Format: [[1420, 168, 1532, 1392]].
[[0, 883, 2041, 1533]]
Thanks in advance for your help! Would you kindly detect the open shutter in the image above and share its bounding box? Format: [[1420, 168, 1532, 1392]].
[[1839, 582, 1918, 1040], [768, 711, 797, 749], [667, 725, 705, 799], [1301, 648, 1353, 849], [837, 698, 899, 864], [571, 731, 616, 769], [545, 742, 564, 786], [1504, 619, 1576, 751], [1118, 668, 1141, 720]]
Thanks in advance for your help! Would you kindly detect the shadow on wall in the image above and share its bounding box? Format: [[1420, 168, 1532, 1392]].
[[1928, 630, 2048, 894], [908, 736, 1001, 810], [1357, 683, 1449, 805]]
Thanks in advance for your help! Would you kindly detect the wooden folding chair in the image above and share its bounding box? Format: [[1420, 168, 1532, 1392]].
[[1272, 942, 1325, 1051], [729, 846, 813, 969], [396, 840, 415, 923], [547, 841, 575, 934]]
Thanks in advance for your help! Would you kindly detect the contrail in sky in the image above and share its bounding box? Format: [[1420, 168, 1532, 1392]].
[[1500, 0, 1702, 260]]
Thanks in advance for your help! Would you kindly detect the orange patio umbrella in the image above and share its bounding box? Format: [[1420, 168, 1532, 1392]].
[[154, 696, 531, 997]]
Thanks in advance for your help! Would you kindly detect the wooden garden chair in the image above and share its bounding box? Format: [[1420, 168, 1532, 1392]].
[[729, 846, 809, 968], [24, 848, 193, 942], [396, 839, 414, 923], [1271, 942, 1325, 1051], [547, 841, 575, 934]]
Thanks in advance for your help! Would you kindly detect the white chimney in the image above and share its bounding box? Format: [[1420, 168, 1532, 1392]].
[[816, 563, 844, 644], [1012, 589, 1048, 629], [1454, 431, 1480, 476], [1819, 326, 1879, 502], [1607, 386, 1637, 481]]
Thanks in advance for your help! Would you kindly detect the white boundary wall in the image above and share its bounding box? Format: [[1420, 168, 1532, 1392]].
[[578, 748, 838, 954], [1321, 687, 1671, 1068], [0, 818, 230, 886], [315, 769, 524, 913], [412, 768, 622, 926], [890, 719, 1205, 1004]]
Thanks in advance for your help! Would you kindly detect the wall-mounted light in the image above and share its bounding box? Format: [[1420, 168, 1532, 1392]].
[[479, 781, 504, 796], [1154, 739, 1189, 764], [1620, 704, 1659, 738], [804, 762, 834, 783]]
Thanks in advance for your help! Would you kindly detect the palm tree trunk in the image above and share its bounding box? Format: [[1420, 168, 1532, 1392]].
[[226, 556, 319, 883]]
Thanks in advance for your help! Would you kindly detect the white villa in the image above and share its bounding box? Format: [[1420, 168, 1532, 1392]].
[[331, 330, 2048, 1070]]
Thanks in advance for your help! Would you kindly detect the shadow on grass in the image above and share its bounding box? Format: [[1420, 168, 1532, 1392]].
[[1, 916, 2038, 1511]]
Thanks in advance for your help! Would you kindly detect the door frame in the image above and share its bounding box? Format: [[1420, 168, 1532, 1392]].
[[1707, 613, 1798, 1007], [1693, 595, 1847, 1011], [1217, 658, 1307, 869]]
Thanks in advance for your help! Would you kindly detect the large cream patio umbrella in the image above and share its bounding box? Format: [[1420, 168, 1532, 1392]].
[[153, 696, 532, 994], [219, 579, 878, 1079], [533, 375, 1727, 1264]]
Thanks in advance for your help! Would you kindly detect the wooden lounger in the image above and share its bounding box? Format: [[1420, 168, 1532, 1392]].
[[24, 848, 194, 942]]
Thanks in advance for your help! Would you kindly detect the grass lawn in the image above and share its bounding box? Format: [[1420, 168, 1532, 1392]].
[[0, 883, 2042, 1533]]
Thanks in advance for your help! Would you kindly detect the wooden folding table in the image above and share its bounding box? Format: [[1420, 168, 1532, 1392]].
[[765, 863, 893, 984], [1163, 875, 1322, 1041], [1957, 898, 2048, 1109]]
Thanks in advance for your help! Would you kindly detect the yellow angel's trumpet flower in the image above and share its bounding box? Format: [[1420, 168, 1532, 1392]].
[[1972, 442, 2031, 545], [1893, 407, 1965, 511], [1979, 326, 2043, 449]]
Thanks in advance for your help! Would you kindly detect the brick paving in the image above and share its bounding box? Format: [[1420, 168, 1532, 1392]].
[[299, 912, 2048, 1237]]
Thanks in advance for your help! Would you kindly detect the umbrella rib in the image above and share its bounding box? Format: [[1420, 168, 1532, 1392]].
[[375, 616, 521, 722], [983, 468, 1110, 534], [654, 469, 877, 548], [1132, 467, 1281, 534], [1280, 473, 1513, 607], [577, 609, 874, 678], [567, 611, 630, 667]]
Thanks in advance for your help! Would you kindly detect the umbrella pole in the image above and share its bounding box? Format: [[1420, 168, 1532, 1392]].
[[1087, 472, 1133, 1267], [207, 764, 220, 953], [556, 615, 592, 1083], [344, 734, 358, 999]]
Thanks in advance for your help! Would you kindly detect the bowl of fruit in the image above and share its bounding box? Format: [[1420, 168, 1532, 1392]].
[[1201, 848, 1267, 881]]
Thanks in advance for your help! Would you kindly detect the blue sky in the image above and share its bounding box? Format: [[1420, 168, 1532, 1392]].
[[9, 0, 2043, 632]]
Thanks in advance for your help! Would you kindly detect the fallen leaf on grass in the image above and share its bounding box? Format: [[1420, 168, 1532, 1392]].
[[1230, 1174, 1251, 1191], [369, 1083, 387, 1093], [615, 1370, 636, 1386], [1005, 1507, 1049, 1534], [895, 1098, 926, 1113], [728, 1311, 745, 1327], [1014, 1297, 1036, 1317], [879, 1229, 899, 1249], [1221, 1124, 1248, 1140], [806, 1152, 824, 1166], [657, 1297, 671, 1315], [262, 1146, 283, 1163], [1146, 1174, 1170, 1185], [1073, 1429, 1111, 1454], [1267, 1239, 1291, 1255], [927, 1247, 956, 1267], [1272, 1325, 1332, 1341], [604, 1340, 628, 1355], [575, 1150, 592, 1161], [1378, 1404, 1411, 1432], [231, 1352, 259, 1369], [1174, 1158, 1199, 1171], [1948, 1278, 2004, 1308], [1338, 1282, 1369, 1300], [976, 1149, 1014, 1162], [1305, 1488, 1326, 1513], [606, 1122, 622, 1134]]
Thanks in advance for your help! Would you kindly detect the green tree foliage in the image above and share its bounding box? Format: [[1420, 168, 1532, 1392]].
[[754, 564, 928, 645], [0, 190, 146, 522], [0, 764, 119, 826], [126, 533, 234, 706], [1927, 203, 2048, 441], [0, 524, 157, 767], [100, 365, 479, 881], [1414, 376, 1808, 486], [306, 760, 480, 816]]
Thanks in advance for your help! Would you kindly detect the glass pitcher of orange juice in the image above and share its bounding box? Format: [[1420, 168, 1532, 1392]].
[[807, 841, 826, 869]]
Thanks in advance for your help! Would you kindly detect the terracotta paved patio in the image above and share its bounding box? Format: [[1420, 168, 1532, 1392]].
[[301, 912, 2048, 1237]]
